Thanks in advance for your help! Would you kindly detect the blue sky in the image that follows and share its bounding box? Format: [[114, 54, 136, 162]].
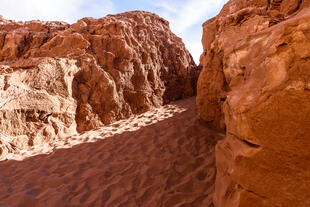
[[0, 0, 228, 63]]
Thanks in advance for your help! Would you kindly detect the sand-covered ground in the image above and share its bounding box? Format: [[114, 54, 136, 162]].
[[0, 97, 223, 207]]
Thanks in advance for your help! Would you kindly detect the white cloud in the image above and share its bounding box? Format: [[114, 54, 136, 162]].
[[157, 0, 227, 34], [0, 0, 115, 23], [152, 0, 228, 63]]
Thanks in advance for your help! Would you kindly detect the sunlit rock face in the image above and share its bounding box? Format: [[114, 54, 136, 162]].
[[197, 0, 310, 206], [0, 11, 199, 158]]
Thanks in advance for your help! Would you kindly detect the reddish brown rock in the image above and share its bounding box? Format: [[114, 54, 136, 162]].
[[0, 11, 198, 159], [197, 0, 310, 206]]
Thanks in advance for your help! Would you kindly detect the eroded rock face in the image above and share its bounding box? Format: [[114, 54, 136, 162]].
[[0, 58, 78, 155], [197, 0, 310, 206], [0, 11, 198, 158]]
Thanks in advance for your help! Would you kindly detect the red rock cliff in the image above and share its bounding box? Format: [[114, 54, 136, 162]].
[[197, 0, 310, 206], [0, 11, 198, 158]]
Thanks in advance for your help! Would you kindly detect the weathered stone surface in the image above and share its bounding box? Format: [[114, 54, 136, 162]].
[[197, 0, 310, 206], [0, 58, 78, 154], [0, 11, 198, 159]]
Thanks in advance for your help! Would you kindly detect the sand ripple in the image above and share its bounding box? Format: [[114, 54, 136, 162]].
[[0, 97, 223, 207]]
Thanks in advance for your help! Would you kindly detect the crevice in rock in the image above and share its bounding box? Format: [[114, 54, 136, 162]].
[[38, 112, 52, 123], [220, 97, 227, 102], [240, 138, 261, 148], [266, 0, 271, 11], [0, 33, 6, 50], [237, 184, 268, 200], [269, 18, 284, 27], [228, 132, 261, 149], [278, 42, 287, 48], [39, 36, 50, 49], [294, 0, 303, 14], [235, 12, 250, 25], [300, 56, 310, 62]]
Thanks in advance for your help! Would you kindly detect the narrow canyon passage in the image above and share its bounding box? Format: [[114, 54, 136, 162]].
[[0, 97, 223, 207]]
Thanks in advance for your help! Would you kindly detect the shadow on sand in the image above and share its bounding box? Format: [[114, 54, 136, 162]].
[[0, 97, 223, 207]]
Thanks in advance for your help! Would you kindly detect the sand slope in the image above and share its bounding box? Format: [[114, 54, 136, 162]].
[[0, 97, 223, 207]]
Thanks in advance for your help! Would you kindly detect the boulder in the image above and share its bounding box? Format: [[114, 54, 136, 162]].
[[0, 11, 198, 158], [197, 0, 310, 206]]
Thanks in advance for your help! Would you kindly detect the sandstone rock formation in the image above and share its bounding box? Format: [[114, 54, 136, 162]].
[[197, 0, 310, 206], [0, 11, 198, 158]]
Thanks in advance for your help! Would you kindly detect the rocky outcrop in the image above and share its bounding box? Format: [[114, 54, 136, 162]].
[[0, 11, 198, 158], [197, 0, 310, 206]]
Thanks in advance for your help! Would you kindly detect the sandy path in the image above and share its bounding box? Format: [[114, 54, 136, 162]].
[[0, 97, 223, 207]]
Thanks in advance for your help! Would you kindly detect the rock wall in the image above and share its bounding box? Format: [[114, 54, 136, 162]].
[[0, 11, 198, 158], [197, 0, 310, 206]]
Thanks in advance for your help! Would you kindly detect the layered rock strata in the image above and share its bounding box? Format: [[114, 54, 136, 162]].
[[197, 0, 310, 206], [0, 11, 198, 158]]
